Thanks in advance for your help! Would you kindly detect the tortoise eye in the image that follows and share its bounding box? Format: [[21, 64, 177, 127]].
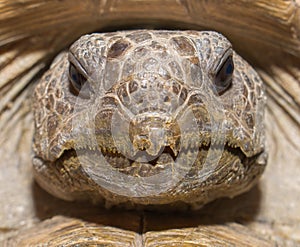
[[69, 63, 87, 92], [69, 63, 92, 98], [214, 55, 234, 94]]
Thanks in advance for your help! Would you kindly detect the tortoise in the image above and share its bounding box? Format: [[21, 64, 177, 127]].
[[0, 0, 299, 246]]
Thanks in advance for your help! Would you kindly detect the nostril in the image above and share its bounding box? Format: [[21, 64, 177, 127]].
[[164, 95, 171, 103], [133, 135, 151, 151]]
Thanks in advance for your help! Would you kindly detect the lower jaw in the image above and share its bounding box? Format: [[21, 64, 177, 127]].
[[35, 146, 266, 208]]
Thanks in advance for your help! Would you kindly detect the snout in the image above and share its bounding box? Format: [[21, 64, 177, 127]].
[[129, 114, 180, 158]]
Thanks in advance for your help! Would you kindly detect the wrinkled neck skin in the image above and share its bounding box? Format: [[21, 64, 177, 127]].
[[32, 30, 267, 209]]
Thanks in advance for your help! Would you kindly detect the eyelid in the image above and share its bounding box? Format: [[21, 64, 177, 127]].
[[68, 53, 89, 78], [214, 48, 233, 75]]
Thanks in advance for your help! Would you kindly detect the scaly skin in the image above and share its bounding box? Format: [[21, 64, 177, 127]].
[[32, 30, 267, 209]]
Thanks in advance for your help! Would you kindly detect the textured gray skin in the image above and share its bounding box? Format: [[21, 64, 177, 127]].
[[32, 30, 267, 209]]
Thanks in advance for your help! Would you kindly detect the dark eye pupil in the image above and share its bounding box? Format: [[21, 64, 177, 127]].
[[226, 62, 233, 75], [215, 56, 234, 94]]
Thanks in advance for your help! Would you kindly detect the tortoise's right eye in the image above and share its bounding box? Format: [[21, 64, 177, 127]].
[[69, 63, 87, 93]]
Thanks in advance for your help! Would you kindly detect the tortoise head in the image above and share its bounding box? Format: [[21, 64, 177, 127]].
[[32, 30, 267, 207]]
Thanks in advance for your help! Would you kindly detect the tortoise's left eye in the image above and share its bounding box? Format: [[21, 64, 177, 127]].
[[214, 55, 234, 94]]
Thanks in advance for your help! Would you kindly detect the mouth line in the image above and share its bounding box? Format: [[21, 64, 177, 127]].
[[129, 146, 178, 166], [71, 142, 250, 167], [50, 140, 264, 180], [49, 140, 263, 181]]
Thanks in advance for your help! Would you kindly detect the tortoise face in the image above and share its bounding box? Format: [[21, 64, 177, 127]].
[[32, 30, 267, 206]]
